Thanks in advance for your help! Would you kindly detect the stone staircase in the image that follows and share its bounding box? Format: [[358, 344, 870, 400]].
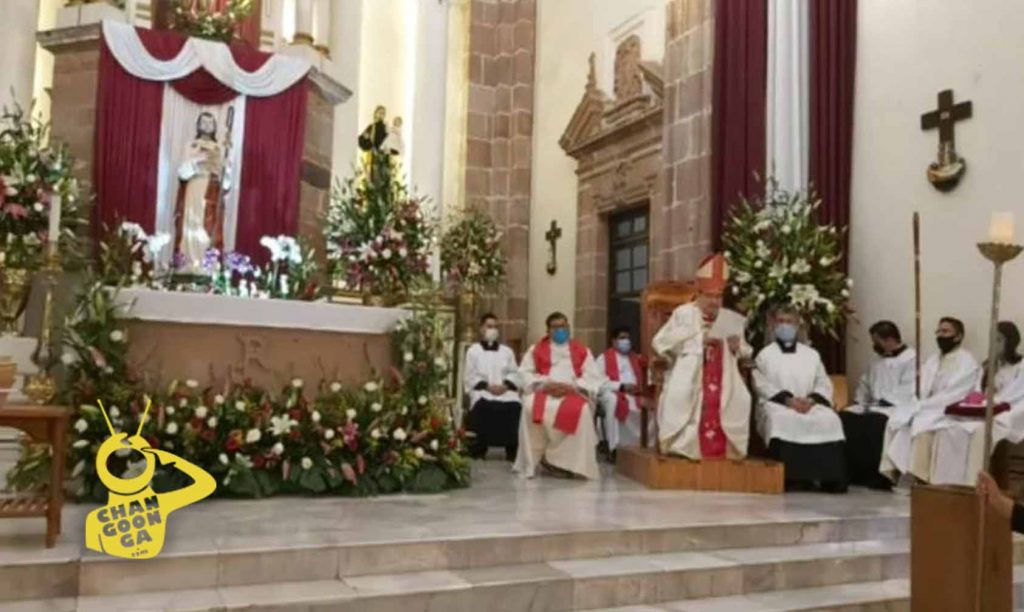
[[6, 509, 1021, 611]]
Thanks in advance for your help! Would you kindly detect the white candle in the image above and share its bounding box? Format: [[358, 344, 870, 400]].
[[988, 212, 1015, 244], [48, 194, 61, 250]]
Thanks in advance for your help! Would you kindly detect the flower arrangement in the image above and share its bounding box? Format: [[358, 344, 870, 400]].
[[439, 207, 506, 295], [6, 279, 470, 499], [171, 0, 253, 43], [97, 222, 171, 288], [0, 100, 83, 270], [324, 154, 435, 298], [722, 180, 853, 342]]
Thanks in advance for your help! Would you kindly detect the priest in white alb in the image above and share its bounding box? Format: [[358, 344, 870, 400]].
[[514, 312, 604, 479], [652, 253, 752, 460], [929, 321, 1024, 486], [595, 326, 649, 457], [879, 316, 980, 483], [753, 304, 846, 492]]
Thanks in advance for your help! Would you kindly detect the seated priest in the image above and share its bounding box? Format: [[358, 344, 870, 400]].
[[595, 326, 649, 459], [930, 321, 1024, 486], [879, 316, 980, 483], [652, 253, 752, 460], [839, 321, 916, 490], [514, 312, 604, 479], [464, 313, 523, 461], [753, 304, 847, 492]]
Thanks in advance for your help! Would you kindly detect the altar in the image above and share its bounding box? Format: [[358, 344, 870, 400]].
[[114, 288, 409, 391]]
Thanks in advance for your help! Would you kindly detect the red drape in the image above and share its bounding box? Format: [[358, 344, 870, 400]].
[[710, 0, 768, 251], [94, 26, 306, 264], [809, 0, 857, 374]]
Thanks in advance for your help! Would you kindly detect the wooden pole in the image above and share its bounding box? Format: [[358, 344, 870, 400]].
[[913, 213, 922, 398]]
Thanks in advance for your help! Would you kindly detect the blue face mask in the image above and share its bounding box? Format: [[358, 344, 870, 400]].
[[615, 338, 632, 354], [551, 328, 571, 345], [775, 323, 798, 345]]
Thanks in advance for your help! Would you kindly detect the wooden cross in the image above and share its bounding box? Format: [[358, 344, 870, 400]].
[[920, 89, 972, 191], [545, 220, 562, 275]]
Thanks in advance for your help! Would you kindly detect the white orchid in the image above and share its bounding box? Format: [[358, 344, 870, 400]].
[[269, 415, 298, 436], [260, 235, 285, 261], [73, 439, 89, 449], [143, 232, 171, 263], [237, 454, 253, 469]]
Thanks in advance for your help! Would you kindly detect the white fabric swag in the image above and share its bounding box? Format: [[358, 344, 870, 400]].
[[765, 0, 810, 193], [102, 20, 310, 97]]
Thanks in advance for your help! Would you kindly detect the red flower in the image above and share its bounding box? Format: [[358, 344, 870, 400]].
[[225, 437, 241, 452], [201, 429, 216, 442], [288, 408, 303, 421], [253, 454, 266, 469], [430, 417, 442, 431], [289, 429, 302, 441], [190, 417, 204, 430]]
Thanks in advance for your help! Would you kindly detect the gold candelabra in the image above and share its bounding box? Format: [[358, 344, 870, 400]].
[[23, 250, 62, 405], [977, 241, 1024, 468]]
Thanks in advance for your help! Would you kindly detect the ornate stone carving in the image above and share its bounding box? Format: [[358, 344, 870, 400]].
[[614, 35, 643, 101]]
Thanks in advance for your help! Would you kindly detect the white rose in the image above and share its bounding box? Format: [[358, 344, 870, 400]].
[[166, 422, 179, 435], [271, 442, 284, 456], [61, 352, 76, 365], [214, 394, 225, 405], [371, 428, 382, 439], [417, 396, 428, 406], [301, 456, 313, 470], [245, 428, 262, 444], [430, 439, 439, 451], [291, 378, 303, 389], [109, 330, 125, 342], [382, 248, 393, 259], [311, 410, 322, 423], [235, 400, 246, 411], [330, 381, 342, 393], [324, 428, 336, 440], [781, 225, 792, 235], [194, 406, 208, 419], [166, 406, 176, 416], [392, 428, 407, 441], [371, 402, 383, 413], [73, 439, 89, 449], [207, 416, 218, 428], [399, 247, 408, 258], [185, 379, 198, 389], [178, 398, 188, 408], [346, 409, 357, 420], [33, 202, 44, 213], [415, 447, 425, 458], [364, 381, 379, 392], [109, 406, 120, 419], [219, 453, 229, 465], [403, 351, 414, 363], [74, 418, 88, 433]]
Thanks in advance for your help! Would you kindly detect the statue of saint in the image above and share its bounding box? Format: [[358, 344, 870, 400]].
[[174, 111, 228, 272]]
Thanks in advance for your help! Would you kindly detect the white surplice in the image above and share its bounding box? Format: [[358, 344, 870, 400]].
[[596, 350, 650, 451], [513, 341, 604, 479], [464, 342, 521, 408], [846, 348, 917, 415], [652, 303, 752, 459], [753, 342, 843, 444], [930, 360, 1024, 486], [879, 347, 980, 479]]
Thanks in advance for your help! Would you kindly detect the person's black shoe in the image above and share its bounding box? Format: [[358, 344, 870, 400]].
[[820, 480, 849, 494], [505, 445, 517, 462], [609, 449, 617, 465]]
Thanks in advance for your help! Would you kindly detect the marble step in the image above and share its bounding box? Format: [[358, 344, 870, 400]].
[[4, 537, 924, 611], [0, 514, 910, 601]]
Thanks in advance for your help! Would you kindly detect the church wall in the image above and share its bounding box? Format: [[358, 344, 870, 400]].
[[329, 0, 365, 177], [0, 1, 40, 109], [848, 0, 1024, 380]]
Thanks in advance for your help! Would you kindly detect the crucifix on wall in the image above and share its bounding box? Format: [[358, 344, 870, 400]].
[[921, 89, 972, 192], [545, 220, 562, 275]]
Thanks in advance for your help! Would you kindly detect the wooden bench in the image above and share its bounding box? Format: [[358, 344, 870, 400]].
[[0, 405, 70, 548]]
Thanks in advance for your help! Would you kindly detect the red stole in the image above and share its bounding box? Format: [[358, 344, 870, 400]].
[[531, 338, 589, 435], [602, 348, 646, 422], [699, 338, 727, 458]]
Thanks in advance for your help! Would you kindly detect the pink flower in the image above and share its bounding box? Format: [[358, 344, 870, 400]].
[[3, 204, 27, 219]]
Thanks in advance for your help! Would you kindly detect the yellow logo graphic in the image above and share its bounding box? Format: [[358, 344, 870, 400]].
[[85, 400, 216, 559]]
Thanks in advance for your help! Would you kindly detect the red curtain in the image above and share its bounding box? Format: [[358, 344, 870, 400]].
[[94, 26, 307, 264], [710, 0, 768, 250]]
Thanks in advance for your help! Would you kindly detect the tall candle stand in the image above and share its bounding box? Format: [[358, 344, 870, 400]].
[[23, 250, 62, 405], [978, 241, 1023, 468]]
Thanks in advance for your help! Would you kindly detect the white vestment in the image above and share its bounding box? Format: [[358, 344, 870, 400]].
[[464, 343, 521, 408], [652, 303, 752, 459], [514, 342, 603, 479], [596, 350, 651, 451], [753, 342, 843, 444], [930, 360, 1024, 486], [879, 348, 980, 479], [846, 348, 917, 415]]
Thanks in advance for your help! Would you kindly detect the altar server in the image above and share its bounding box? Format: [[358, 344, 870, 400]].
[[652, 253, 752, 460], [839, 321, 916, 489], [514, 312, 604, 479], [930, 322, 1024, 485], [753, 304, 846, 492], [464, 313, 522, 461], [596, 327, 649, 457], [879, 317, 980, 482]]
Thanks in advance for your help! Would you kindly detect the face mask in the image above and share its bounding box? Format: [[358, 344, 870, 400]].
[[483, 328, 499, 343], [873, 344, 886, 357], [937, 336, 960, 354], [775, 323, 798, 345], [615, 338, 632, 354], [551, 328, 570, 345]]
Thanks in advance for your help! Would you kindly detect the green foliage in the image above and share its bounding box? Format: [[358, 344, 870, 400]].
[[439, 207, 507, 296], [171, 0, 254, 43]]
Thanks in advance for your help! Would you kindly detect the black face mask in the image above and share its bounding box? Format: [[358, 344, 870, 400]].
[[873, 344, 886, 357], [937, 336, 960, 355]]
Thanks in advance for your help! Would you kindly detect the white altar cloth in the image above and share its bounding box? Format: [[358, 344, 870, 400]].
[[113, 288, 410, 335]]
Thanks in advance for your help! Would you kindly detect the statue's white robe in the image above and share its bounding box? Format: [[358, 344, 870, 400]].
[[513, 342, 603, 479], [753, 343, 842, 444], [652, 303, 752, 459], [879, 348, 980, 480], [930, 361, 1024, 486]]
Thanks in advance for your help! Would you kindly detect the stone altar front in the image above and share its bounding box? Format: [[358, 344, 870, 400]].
[[115, 289, 409, 391]]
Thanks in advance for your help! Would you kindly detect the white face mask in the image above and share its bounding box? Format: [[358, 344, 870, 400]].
[[483, 328, 499, 343]]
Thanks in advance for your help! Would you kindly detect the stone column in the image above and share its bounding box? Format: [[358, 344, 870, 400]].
[[0, 1, 40, 108], [293, 0, 314, 45], [313, 0, 330, 54]]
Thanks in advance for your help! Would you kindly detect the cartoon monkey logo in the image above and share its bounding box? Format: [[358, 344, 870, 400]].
[[84, 399, 216, 559]]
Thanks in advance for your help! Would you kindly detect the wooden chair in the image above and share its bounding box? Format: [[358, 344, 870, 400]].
[[829, 374, 850, 411], [639, 280, 697, 451]]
